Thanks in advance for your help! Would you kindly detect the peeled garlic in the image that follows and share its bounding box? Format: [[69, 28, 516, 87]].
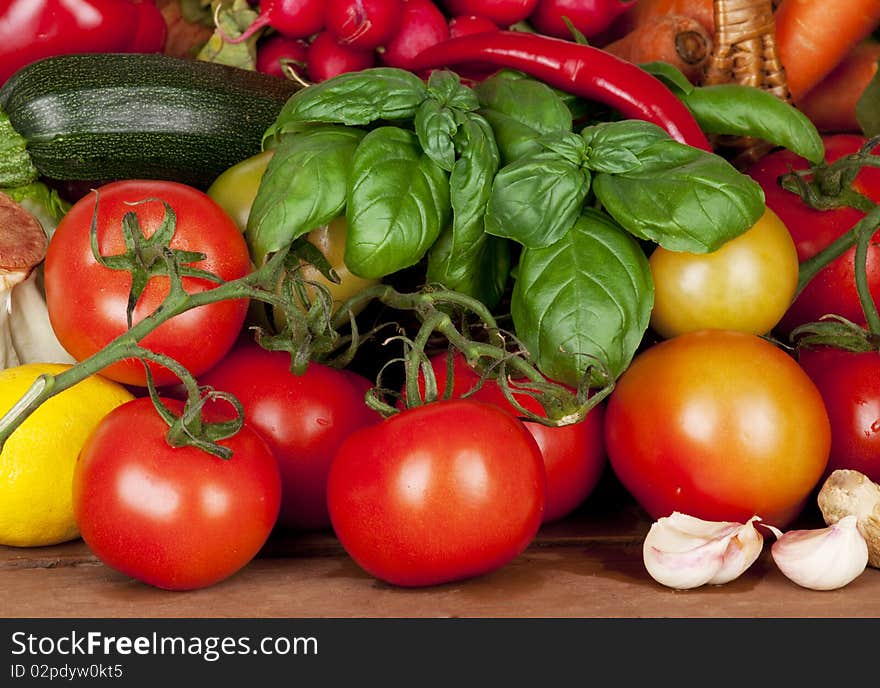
[[643, 512, 766, 590], [770, 515, 868, 591]]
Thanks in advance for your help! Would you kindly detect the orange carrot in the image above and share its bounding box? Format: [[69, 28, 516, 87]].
[[796, 40, 880, 133], [603, 14, 714, 84], [610, 0, 716, 39], [775, 0, 880, 102]]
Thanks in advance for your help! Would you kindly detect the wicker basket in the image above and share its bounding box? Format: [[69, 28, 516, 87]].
[[703, 0, 790, 166]]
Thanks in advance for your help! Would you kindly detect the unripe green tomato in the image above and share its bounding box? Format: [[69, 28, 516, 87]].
[[207, 149, 275, 232]]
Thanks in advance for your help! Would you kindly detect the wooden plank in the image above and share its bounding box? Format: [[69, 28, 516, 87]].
[[4, 477, 875, 618]]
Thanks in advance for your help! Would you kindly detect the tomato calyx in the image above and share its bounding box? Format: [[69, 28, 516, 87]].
[[88, 194, 223, 328], [792, 315, 880, 355], [146, 372, 245, 460], [780, 135, 880, 214]]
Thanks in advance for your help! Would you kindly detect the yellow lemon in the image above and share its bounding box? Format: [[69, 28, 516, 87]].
[[0, 363, 134, 547]]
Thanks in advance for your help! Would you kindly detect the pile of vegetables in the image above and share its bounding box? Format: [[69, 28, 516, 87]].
[[1, 0, 880, 595]]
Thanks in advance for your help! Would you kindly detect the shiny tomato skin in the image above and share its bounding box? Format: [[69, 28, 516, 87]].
[[72, 397, 281, 591], [44, 180, 251, 386], [604, 330, 831, 528], [199, 339, 381, 530], [327, 399, 546, 587], [797, 346, 880, 484], [422, 352, 606, 523], [649, 207, 799, 338], [746, 135, 880, 334]]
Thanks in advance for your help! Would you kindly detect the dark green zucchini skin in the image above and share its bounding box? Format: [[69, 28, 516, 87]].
[[0, 53, 301, 189]]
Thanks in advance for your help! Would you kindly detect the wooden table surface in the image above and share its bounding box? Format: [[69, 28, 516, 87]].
[[2, 477, 879, 619]]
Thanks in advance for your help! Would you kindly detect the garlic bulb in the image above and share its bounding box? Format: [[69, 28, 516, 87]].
[[818, 469, 880, 569], [770, 515, 868, 591], [643, 512, 766, 590]]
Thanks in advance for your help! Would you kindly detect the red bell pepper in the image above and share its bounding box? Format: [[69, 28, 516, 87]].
[[409, 30, 712, 151], [0, 0, 167, 86]]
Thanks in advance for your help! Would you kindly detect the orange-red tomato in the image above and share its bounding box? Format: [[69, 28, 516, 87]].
[[604, 330, 831, 528]]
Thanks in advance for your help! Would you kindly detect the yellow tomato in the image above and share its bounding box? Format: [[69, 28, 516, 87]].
[[648, 207, 799, 338]]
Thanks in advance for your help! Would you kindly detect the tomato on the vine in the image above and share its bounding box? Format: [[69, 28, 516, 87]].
[[648, 207, 799, 338], [797, 345, 880, 484], [44, 180, 252, 386], [72, 397, 282, 591], [419, 351, 606, 523], [327, 399, 546, 587], [199, 339, 381, 530], [745, 134, 880, 335], [604, 330, 831, 528]]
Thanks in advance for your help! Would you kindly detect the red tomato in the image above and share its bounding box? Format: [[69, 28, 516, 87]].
[[327, 399, 546, 587], [798, 346, 880, 484], [199, 339, 381, 530], [72, 397, 281, 591], [44, 180, 252, 386], [604, 330, 831, 528], [419, 351, 606, 523], [745, 135, 880, 334]]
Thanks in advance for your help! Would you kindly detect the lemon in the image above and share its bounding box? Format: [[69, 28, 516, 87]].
[[0, 363, 133, 547]]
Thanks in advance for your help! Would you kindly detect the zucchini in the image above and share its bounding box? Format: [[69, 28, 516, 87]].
[[0, 53, 302, 190]]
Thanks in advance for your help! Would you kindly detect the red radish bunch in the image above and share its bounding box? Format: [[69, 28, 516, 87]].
[[247, 0, 641, 83]]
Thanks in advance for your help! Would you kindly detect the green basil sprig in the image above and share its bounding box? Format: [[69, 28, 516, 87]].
[[511, 209, 654, 386], [345, 127, 450, 279], [486, 119, 764, 252], [474, 70, 573, 164], [426, 114, 509, 308], [247, 125, 364, 266]]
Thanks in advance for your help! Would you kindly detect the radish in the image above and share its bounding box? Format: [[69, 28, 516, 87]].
[[256, 33, 309, 80], [448, 15, 500, 38], [325, 0, 405, 50], [528, 0, 636, 40], [306, 30, 377, 82], [225, 0, 325, 43], [439, 0, 538, 27], [379, 0, 449, 71]]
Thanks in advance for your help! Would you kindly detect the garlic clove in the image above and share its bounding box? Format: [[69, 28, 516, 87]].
[[643, 512, 766, 590], [770, 515, 868, 591]]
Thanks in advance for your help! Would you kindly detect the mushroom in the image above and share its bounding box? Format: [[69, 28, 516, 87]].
[[818, 469, 880, 569], [0, 190, 74, 368]]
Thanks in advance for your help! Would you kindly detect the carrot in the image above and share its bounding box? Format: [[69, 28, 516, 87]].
[[603, 14, 713, 84], [797, 40, 880, 133], [774, 0, 880, 102], [611, 0, 716, 38]]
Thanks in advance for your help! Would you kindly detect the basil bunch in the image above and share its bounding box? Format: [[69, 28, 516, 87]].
[[248, 67, 770, 386]]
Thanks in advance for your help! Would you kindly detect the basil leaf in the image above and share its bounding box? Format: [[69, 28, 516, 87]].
[[641, 61, 696, 95], [511, 209, 653, 386], [593, 140, 765, 253], [426, 70, 479, 111], [247, 125, 364, 265], [265, 67, 428, 139], [346, 127, 451, 279], [415, 99, 458, 172], [427, 115, 509, 308], [581, 120, 671, 174], [680, 84, 825, 164], [857, 60, 880, 137], [485, 150, 590, 248], [474, 72, 573, 163]]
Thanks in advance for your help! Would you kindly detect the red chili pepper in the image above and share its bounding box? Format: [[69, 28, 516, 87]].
[[409, 31, 712, 151], [0, 0, 167, 86]]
